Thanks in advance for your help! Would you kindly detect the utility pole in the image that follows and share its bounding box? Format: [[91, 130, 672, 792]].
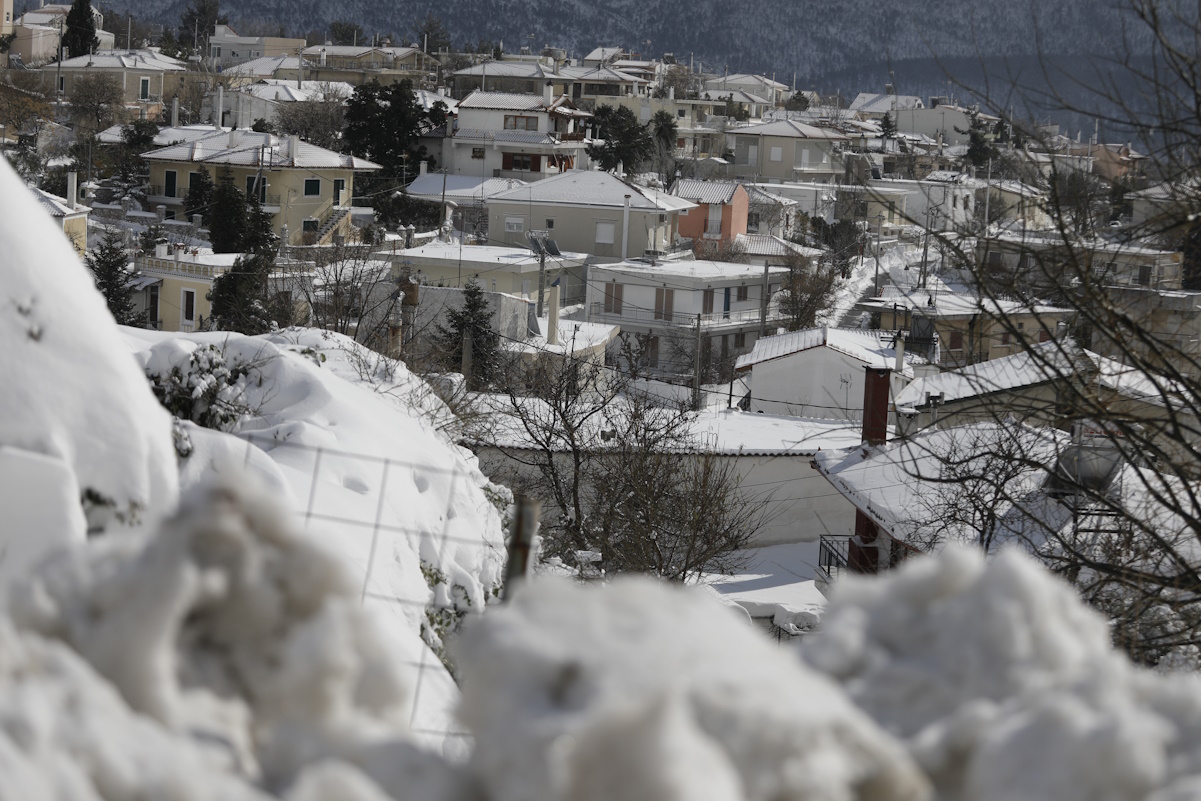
[[462, 329, 474, 390], [692, 312, 703, 410], [536, 244, 547, 317], [920, 203, 932, 288], [873, 213, 884, 296], [758, 261, 770, 337]]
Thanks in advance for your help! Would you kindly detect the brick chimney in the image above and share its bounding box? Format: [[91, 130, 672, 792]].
[[861, 366, 891, 446]]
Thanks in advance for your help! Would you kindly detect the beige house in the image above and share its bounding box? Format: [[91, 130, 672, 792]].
[[727, 119, 848, 183], [598, 93, 724, 156], [1, 0, 12, 35], [133, 246, 241, 332], [702, 73, 789, 105], [486, 170, 695, 260], [47, 50, 187, 119], [207, 24, 306, 69], [141, 128, 380, 246]]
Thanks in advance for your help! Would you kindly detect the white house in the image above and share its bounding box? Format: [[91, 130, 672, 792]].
[[587, 258, 789, 374], [735, 326, 921, 420], [703, 73, 789, 105]]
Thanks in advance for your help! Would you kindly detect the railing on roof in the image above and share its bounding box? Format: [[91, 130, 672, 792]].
[[589, 302, 784, 327], [817, 535, 850, 589]]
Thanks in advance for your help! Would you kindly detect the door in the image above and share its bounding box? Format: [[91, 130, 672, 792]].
[[723, 287, 731, 319], [334, 178, 346, 206], [164, 170, 176, 198], [139, 77, 150, 101]]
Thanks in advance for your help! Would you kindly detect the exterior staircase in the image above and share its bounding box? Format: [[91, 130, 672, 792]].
[[316, 207, 350, 246]]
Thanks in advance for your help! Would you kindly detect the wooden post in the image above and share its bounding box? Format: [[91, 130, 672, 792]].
[[462, 329, 474, 390], [501, 494, 540, 600]]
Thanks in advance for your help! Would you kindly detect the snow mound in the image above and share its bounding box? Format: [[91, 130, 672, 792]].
[[804, 545, 1201, 801], [454, 577, 930, 801], [127, 326, 508, 749], [0, 158, 177, 538], [10, 476, 468, 800]]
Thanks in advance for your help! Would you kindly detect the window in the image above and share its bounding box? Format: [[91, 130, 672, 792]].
[[702, 288, 715, 315], [1001, 331, 1011, 345], [706, 203, 722, 234], [58, 75, 65, 93], [595, 221, 616, 245], [603, 282, 623, 314], [736, 285, 749, 302], [304, 178, 321, 196], [505, 216, 524, 233], [164, 209, 176, 220], [677, 108, 686, 118], [147, 285, 159, 328], [139, 77, 150, 101], [949, 331, 964, 350], [182, 289, 196, 324], [747, 212, 761, 233], [770, 146, 782, 162], [798, 147, 810, 168], [545, 218, 555, 231], [654, 287, 674, 321], [471, 147, 485, 159], [246, 176, 265, 202], [504, 115, 538, 130], [164, 170, 177, 198], [734, 332, 747, 349], [333, 178, 345, 205], [1039, 329, 1052, 343], [1138, 264, 1153, 285]]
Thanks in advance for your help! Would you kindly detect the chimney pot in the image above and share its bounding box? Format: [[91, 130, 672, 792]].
[[66, 170, 78, 210]]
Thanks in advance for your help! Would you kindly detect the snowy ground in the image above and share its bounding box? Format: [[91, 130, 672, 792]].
[[703, 542, 826, 636]]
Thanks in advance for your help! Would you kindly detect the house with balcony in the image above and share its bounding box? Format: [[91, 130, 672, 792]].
[[735, 326, 922, 420], [436, 88, 592, 181], [698, 89, 773, 120], [703, 73, 789, 105], [597, 93, 724, 157], [207, 24, 305, 69], [450, 61, 649, 106], [673, 179, 749, 245], [727, 120, 848, 183], [46, 49, 186, 120], [487, 169, 694, 259], [140, 128, 380, 246], [586, 258, 788, 375]]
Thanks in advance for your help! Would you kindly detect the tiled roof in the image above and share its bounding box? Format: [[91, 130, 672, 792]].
[[848, 93, 925, 114], [453, 61, 548, 78], [704, 73, 788, 90], [57, 49, 185, 72], [453, 128, 558, 145], [224, 55, 304, 76], [734, 234, 821, 259], [490, 170, 695, 211], [32, 188, 87, 217], [732, 119, 848, 140], [458, 91, 546, 111], [699, 89, 771, 106], [735, 326, 918, 373], [141, 129, 380, 170], [672, 179, 739, 204]]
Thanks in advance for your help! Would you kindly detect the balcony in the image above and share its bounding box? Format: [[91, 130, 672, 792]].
[[816, 535, 850, 592], [590, 302, 783, 328]]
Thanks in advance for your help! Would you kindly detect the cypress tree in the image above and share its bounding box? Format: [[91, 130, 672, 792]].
[[87, 229, 142, 326], [207, 168, 246, 253], [63, 0, 100, 59], [433, 278, 498, 384]]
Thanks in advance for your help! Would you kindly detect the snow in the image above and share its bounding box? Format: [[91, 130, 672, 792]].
[[703, 541, 826, 634], [0, 447, 85, 594], [0, 157, 179, 537], [454, 577, 929, 801], [124, 327, 508, 749]]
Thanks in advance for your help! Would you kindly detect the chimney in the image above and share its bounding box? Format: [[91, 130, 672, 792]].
[[668, 85, 675, 100], [66, 170, 77, 210], [419, 160, 428, 175], [290, 134, 299, 160], [320, 48, 327, 67], [214, 84, 224, 129], [894, 331, 905, 372], [621, 194, 631, 260], [156, 204, 166, 222], [548, 283, 560, 345], [228, 129, 238, 148], [543, 79, 553, 106], [861, 367, 891, 446], [171, 96, 179, 127]]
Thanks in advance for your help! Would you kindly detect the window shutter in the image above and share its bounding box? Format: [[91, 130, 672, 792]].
[[502, 152, 513, 170], [531, 155, 541, 172]]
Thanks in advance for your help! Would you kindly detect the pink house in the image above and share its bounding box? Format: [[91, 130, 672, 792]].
[[673, 179, 749, 245]]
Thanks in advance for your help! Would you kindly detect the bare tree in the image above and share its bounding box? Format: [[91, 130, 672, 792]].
[[779, 250, 840, 330], [69, 73, 125, 134], [272, 84, 348, 151], [290, 243, 402, 354]]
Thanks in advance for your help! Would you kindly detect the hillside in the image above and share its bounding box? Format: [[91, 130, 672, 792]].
[[102, 0, 1144, 84]]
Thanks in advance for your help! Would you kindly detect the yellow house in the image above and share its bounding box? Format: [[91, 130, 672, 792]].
[[32, 184, 89, 254], [141, 128, 380, 246], [47, 49, 187, 121], [133, 246, 242, 331]]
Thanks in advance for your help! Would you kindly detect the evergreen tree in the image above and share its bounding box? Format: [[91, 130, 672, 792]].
[[63, 0, 99, 59], [344, 79, 446, 177], [87, 229, 141, 326], [879, 111, 897, 142], [586, 105, 654, 173], [957, 110, 999, 169], [1183, 221, 1201, 291], [182, 166, 214, 221], [433, 278, 497, 386], [240, 192, 277, 257], [179, 0, 225, 54], [207, 252, 273, 334], [649, 109, 678, 152], [207, 168, 246, 253]]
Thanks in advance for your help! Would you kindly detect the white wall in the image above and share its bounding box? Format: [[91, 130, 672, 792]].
[[748, 347, 909, 420]]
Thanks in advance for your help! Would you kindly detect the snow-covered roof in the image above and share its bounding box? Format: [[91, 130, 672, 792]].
[[239, 79, 354, 103], [848, 93, 925, 114], [404, 173, 528, 204], [593, 259, 787, 282], [699, 89, 771, 106], [582, 46, 624, 63], [559, 65, 647, 84], [300, 45, 422, 59], [459, 91, 547, 111], [141, 129, 380, 171], [97, 123, 234, 147], [31, 187, 88, 217], [704, 73, 788, 90], [690, 407, 862, 456], [414, 89, 458, 114], [511, 315, 620, 357], [864, 286, 1069, 321], [732, 119, 848, 140], [489, 170, 696, 212], [56, 49, 185, 72], [672, 179, 741, 205], [223, 55, 304, 76], [734, 234, 820, 259], [744, 184, 798, 207], [390, 242, 587, 271], [735, 326, 920, 374]]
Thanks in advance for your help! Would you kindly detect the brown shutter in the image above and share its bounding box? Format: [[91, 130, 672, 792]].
[[531, 155, 541, 172], [502, 152, 513, 170]]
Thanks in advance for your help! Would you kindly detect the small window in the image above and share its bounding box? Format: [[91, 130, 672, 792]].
[[949, 331, 964, 350], [734, 332, 747, 348], [504, 115, 538, 130], [736, 285, 749, 302], [164, 170, 177, 198], [603, 282, 623, 314], [304, 178, 321, 196], [747, 212, 760, 233], [677, 108, 686, 118], [545, 218, 555, 230], [505, 216, 524, 233], [702, 288, 715, 315], [471, 147, 485, 159], [58, 75, 65, 92], [1001, 331, 1011, 345], [182, 289, 196, 323], [770, 146, 782, 162], [139, 77, 150, 101], [1039, 329, 1052, 343], [654, 287, 674, 322], [511, 154, 533, 170], [595, 221, 616, 245]]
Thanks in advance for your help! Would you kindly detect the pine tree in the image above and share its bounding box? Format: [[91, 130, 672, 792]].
[[879, 111, 897, 142], [207, 252, 273, 334], [207, 168, 246, 253], [63, 0, 99, 59], [87, 229, 141, 326], [182, 166, 214, 222], [433, 278, 497, 385], [956, 110, 999, 169]]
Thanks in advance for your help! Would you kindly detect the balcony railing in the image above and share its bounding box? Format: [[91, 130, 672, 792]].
[[817, 535, 851, 588], [590, 302, 782, 327]]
